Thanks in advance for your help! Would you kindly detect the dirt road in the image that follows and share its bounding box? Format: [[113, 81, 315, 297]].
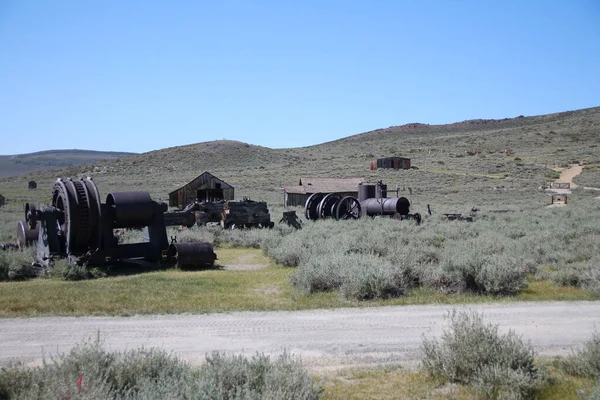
[[1, 301, 598, 371]]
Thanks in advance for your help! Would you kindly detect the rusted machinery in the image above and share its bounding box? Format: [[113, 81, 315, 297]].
[[182, 199, 273, 229], [304, 181, 421, 224], [223, 199, 274, 229], [279, 210, 302, 229], [21, 177, 216, 269], [304, 193, 362, 220]]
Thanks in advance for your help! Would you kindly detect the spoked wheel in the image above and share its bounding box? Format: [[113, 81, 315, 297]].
[[304, 192, 324, 220], [317, 193, 342, 219], [334, 196, 361, 220]]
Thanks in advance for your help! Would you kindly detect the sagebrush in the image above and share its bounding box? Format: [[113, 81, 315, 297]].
[[0, 341, 322, 400], [421, 310, 547, 399]]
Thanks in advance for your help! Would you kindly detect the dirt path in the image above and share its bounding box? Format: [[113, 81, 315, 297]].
[[557, 164, 583, 188], [552, 164, 600, 201], [1, 301, 599, 371]]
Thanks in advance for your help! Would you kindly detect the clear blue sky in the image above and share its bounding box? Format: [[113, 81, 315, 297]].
[[0, 1, 598, 155]]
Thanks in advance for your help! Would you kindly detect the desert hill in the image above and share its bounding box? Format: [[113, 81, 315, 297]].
[[1, 107, 598, 212], [0, 149, 136, 179]]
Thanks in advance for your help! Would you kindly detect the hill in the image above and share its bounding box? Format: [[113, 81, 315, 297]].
[[0, 149, 136, 178], [1, 107, 598, 213]]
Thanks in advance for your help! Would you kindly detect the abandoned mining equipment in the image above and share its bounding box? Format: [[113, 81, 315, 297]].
[[20, 178, 217, 269], [279, 210, 302, 229], [182, 198, 273, 229], [427, 205, 478, 222], [303, 181, 421, 224]]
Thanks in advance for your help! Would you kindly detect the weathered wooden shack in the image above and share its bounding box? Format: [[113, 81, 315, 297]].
[[28, 180, 37, 190], [169, 172, 234, 209], [283, 177, 363, 207], [370, 157, 411, 170], [0, 193, 5, 208]]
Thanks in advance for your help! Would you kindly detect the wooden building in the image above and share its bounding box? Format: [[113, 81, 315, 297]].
[[169, 171, 234, 209], [283, 177, 363, 207], [0, 193, 4, 208], [370, 157, 411, 170], [28, 180, 37, 190]]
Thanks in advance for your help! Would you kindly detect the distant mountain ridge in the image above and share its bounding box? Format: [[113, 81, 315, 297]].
[[0, 149, 136, 178]]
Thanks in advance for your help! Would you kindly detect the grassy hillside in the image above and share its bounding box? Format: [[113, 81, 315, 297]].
[[0, 149, 136, 178], [0, 106, 598, 213]]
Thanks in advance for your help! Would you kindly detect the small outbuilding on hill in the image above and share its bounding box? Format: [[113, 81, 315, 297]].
[[28, 180, 37, 190], [169, 171, 234, 209], [370, 157, 411, 170], [0, 193, 5, 208]]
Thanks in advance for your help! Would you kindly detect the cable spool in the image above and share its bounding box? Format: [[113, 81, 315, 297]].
[[51, 178, 101, 254], [168, 242, 217, 268], [105, 191, 156, 228]]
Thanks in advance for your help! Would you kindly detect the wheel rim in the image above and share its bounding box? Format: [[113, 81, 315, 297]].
[[335, 196, 361, 220], [304, 193, 324, 220]]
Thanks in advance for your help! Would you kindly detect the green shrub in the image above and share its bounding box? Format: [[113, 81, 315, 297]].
[[291, 253, 406, 300], [198, 351, 321, 400], [421, 310, 545, 399], [0, 341, 321, 400], [425, 252, 527, 295], [584, 265, 600, 296], [561, 332, 600, 379], [48, 259, 95, 281], [0, 249, 40, 281], [585, 380, 600, 400]]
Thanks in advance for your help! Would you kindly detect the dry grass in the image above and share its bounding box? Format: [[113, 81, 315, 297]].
[[321, 364, 596, 400]]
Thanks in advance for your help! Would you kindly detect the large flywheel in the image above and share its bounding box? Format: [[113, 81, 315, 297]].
[[51, 178, 101, 255]]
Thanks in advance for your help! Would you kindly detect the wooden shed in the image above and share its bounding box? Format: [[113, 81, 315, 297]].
[[0, 193, 5, 208], [169, 171, 234, 209], [28, 180, 37, 190], [370, 157, 411, 170], [283, 177, 363, 207]]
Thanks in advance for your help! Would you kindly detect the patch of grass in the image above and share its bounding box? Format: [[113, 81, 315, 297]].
[[0, 266, 595, 317], [322, 365, 597, 400], [322, 368, 476, 399]]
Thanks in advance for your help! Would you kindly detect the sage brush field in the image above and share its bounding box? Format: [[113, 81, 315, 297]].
[[258, 193, 600, 300], [0, 341, 321, 400], [1, 192, 600, 304]]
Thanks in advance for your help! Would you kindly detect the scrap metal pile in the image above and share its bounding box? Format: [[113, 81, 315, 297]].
[[19, 178, 217, 269], [304, 181, 421, 224]]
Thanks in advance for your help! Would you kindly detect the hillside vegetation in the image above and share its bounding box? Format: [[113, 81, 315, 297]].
[[0, 149, 136, 179], [1, 106, 598, 213]]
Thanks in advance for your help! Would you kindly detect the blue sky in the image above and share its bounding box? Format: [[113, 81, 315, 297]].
[[0, 1, 598, 155]]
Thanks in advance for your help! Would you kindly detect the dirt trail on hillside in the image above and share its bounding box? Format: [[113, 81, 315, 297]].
[[555, 164, 600, 199], [1, 301, 599, 371], [557, 164, 583, 188]]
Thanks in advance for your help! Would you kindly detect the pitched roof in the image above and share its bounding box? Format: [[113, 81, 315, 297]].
[[169, 171, 233, 195], [284, 177, 363, 195]]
